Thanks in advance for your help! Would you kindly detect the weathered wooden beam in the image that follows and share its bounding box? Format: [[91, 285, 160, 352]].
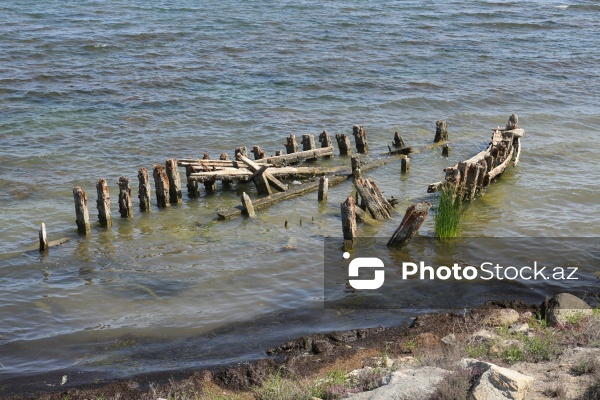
[[387, 202, 431, 249], [302, 134, 317, 161], [138, 167, 151, 211], [39, 222, 48, 252], [513, 138, 521, 168], [335, 133, 351, 156], [189, 165, 347, 181], [285, 134, 298, 154], [341, 196, 357, 250], [237, 154, 288, 192], [354, 178, 393, 220], [96, 179, 112, 227], [258, 146, 334, 167], [252, 145, 266, 160], [435, 120, 448, 143], [117, 176, 133, 218], [392, 131, 405, 148], [319, 130, 332, 159], [355, 206, 376, 225], [401, 156, 410, 173], [442, 144, 450, 157], [351, 154, 361, 179], [241, 192, 256, 218], [353, 125, 368, 154], [235, 146, 248, 158], [165, 159, 182, 204], [152, 164, 170, 208], [73, 186, 90, 235], [318, 176, 328, 202], [186, 165, 199, 197], [388, 146, 413, 156]]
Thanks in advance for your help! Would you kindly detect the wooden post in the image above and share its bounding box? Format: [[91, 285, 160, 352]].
[[138, 167, 151, 211], [341, 196, 357, 250], [235, 146, 248, 158], [285, 134, 298, 154], [96, 178, 112, 227], [354, 178, 393, 220], [506, 114, 519, 130], [275, 150, 282, 156], [351, 154, 361, 179], [198, 154, 216, 192], [319, 130, 332, 159], [203, 153, 210, 160], [318, 176, 328, 202], [434, 120, 448, 143], [117, 176, 133, 218], [152, 164, 170, 208], [39, 222, 48, 251], [335, 133, 351, 156], [353, 125, 368, 154], [165, 159, 182, 204], [241, 192, 256, 218], [220, 152, 232, 187], [302, 134, 317, 161], [442, 144, 450, 157], [387, 202, 431, 248], [252, 145, 266, 160], [73, 186, 91, 234], [401, 156, 410, 173], [393, 131, 405, 148], [186, 165, 199, 197]]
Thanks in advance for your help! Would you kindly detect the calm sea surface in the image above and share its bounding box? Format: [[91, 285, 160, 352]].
[[1, 0, 599, 394]]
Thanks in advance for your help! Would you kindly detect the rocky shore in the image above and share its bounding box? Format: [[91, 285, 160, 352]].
[[5, 293, 599, 400]]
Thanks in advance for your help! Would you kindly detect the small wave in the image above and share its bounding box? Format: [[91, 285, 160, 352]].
[[553, 5, 569, 9]]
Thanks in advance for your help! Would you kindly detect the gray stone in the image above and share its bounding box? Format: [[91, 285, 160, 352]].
[[441, 333, 457, 346], [541, 293, 593, 327], [471, 329, 499, 344], [470, 363, 534, 400], [483, 308, 520, 326], [509, 323, 529, 334]]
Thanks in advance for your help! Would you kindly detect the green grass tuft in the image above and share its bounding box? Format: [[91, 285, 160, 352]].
[[434, 185, 468, 240]]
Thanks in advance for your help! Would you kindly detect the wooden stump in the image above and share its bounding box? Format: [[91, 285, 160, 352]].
[[165, 159, 182, 204], [153, 164, 170, 208], [387, 202, 431, 248], [393, 131, 405, 148], [235, 146, 248, 158], [96, 178, 112, 227], [73, 186, 91, 234], [506, 114, 519, 130], [220, 152, 233, 187], [117, 176, 133, 218], [341, 196, 357, 250], [434, 120, 448, 143], [285, 134, 298, 154], [302, 134, 317, 161], [275, 150, 282, 156], [203, 153, 210, 160], [401, 156, 410, 173], [318, 176, 328, 202], [252, 145, 266, 160], [335, 133, 351, 156], [351, 154, 362, 179], [241, 192, 256, 218], [319, 130, 332, 159], [39, 222, 48, 251], [138, 167, 151, 211], [186, 165, 199, 197], [353, 125, 368, 154], [442, 144, 450, 157]]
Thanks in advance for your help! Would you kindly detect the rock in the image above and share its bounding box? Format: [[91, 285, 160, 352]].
[[541, 293, 593, 327], [312, 340, 334, 354], [471, 329, 499, 344], [346, 366, 450, 400], [521, 311, 533, 320], [509, 323, 529, 334], [362, 355, 393, 369], [415, 332, 441, 349], [470, 363, 534, 400], [483, 308, 520, 326], [490, 339, 524, 356], [441, 333, 457, 346]]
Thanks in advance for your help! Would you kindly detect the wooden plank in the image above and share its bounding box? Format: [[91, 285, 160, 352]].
[[237, 154, 288, 192], [258, 146, 333, 166], [241, 192, 256, 218], [190, 166, 346, 181]]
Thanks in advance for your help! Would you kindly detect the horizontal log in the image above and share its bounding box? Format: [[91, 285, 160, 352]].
[[190, 166, 348, 181], [257, 146, 333, 166]]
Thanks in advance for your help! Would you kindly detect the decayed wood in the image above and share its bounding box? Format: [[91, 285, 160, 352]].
[[96, 178, 112, 227], [237, 154, 288, 193], [354, 206, 376, 224], [165, 159, 182, 204], [241, 192, 256, 218], [189, 165, 347, 181], [186, 165, 199, 197], [353, 125, 368, 154], [319, 130, 332, 159], [285, 134, 298, 154], [235, 146, 248, 158], [427, 182, 443, 193], [388, 146, 413, 156], [275, 150, 282, 156], [435, 120, 448, 143], [302, 134, 317, 161], [335, 133, 351, 156], [73, 186, 91, 234], [138, 167, 151, 211], [318, 176, 328, 202], [117, 176, 133, 218], [152, 164, 170, 208], [393, 131, 405, 148], [442, 144, 450, 157], [259, 146, 333, 167], [341, 196, 357, 250], [488, 145, 514, 181], [401, 156, 410, 173], [354, 178, 393, 220], [219, 153, 233, 187], [351, 154, 361, 179], [39, 222, 48, 251], [506, 113, 519, 130], [252, 145, 266, 160], [387, 202, 431, 249]]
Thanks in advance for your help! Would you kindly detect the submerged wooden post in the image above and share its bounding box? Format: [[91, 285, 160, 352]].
[[241, 192, 256, 218], [442, 144, 450, 157], [117, 176, 133, 218], [165, 159, 182, 204], [353, 125, 368, 154], [387, 202, 431, 248], [335, 133, 351, 156], [252, 145, 266, 160], [138, 167, 151, 211], [351, 154, 362, 179], [401, 156, 410, 173], [318, 176, 328, 202], [341, 196, 357, 250], [393, 131, 405, 148], [319, 130, 333, 159], [285, 134, 298, 154], [96, 178, 112, 227], [186, 165, 199, 197], [73, 186, 91, 234], [434, 120, 448, 143], [39, 222, 48, 251], [152, 164, 170, 208], [302, 134, 317, 161]]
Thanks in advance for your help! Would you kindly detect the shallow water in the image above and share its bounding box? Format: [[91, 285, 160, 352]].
[[1, 0, 599, 394]]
